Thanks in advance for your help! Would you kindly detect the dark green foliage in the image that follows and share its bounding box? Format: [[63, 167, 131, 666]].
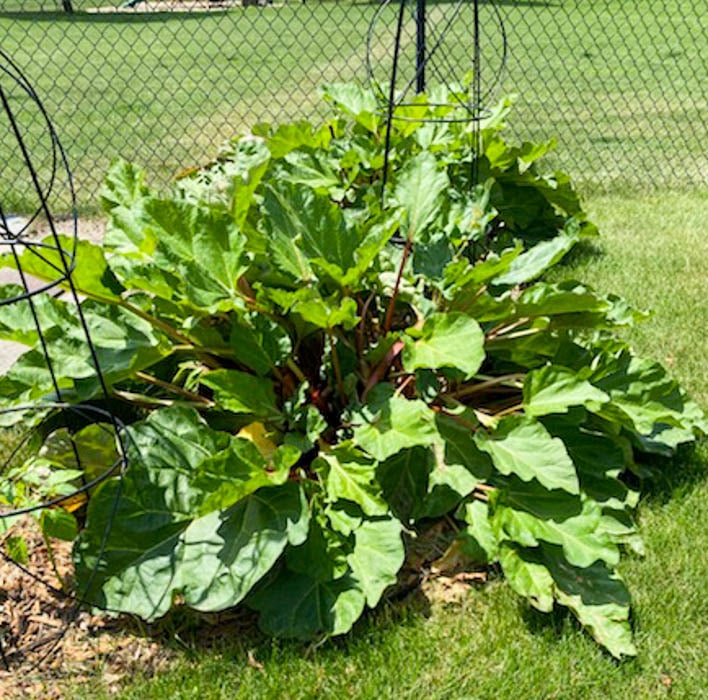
[[0, 85, 703, 657]]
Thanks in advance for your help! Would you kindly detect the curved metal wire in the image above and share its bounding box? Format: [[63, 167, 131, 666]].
[[0, 50, 130, 670], [0, 53, 62, 241], [0, 405, 128, 519], [366, 0, 508, 124], [0, 49, 79, 310]]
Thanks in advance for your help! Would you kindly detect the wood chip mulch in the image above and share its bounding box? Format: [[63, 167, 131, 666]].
[[0, 519, 172, 699], [0, 516, 488, 697]]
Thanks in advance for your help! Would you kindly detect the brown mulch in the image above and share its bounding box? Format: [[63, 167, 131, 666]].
[[0, 515, 488, 697], [402, 519, 488, 606], [0, 519, 172, 699]]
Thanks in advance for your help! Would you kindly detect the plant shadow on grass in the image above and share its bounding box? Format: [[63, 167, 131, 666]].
[[557, 237, 605, 269], [125, 580, 433, 666], [516, 597, 621, 665], [512, 440, 708, 653], [639, 440, 708, 506]]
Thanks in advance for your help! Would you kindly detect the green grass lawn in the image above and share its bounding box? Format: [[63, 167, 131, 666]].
[[0, 0, 705, 212], [59, 188, 706, 700], [1, 1, 707, 696]]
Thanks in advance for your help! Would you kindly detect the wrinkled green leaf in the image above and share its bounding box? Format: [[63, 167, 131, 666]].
[[376, 447, 433, 523], [1, 237, 123, 303], [403, 312, 485, 378], [315, 443, 388, 517], [458, 500, 499, 563], [75, 408, 308, 620], [524, 365, 609, 416], [475, 416, 579, 494], [394, 151, 448, 239], [353, 388, 439, 462], [230, 315, 292, 376], [294, 295, 360, 331], [200, 370, 280, 419], [493, 234, 578, 287], [194, 439, 294, 514], [322, 82, 379, 132], [493, 494, 618, 568], [250, 570, 365, 639], [542, 545, 636, 658], [499, 544, 555, 612], [347, 516, 404, 607]]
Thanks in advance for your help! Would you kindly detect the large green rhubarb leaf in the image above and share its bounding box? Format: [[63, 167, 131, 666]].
[[515, 281, 609, 318], [193, 439, 296, 514], [262, 183, 360, 283], [393, 151, 448, 239], [249, 571, 365, 639], [418, 462, 478, 519], [0, 285, 76, 346], [593, 354, 704, 437], [475, 416, 579, 494], [376, 447, 433, 522], [548, 551, 636, 659], [200, 369, 280, 420], [74, 408, 308, 620], [229, 315, 292, 376], [492, 492, 619, 568], [492, 234, 578, 287], [0, 237, 124, 304], [5, 300, 169, 401], [435, 410, 493, 480], [458, 500, 499, 563], [146, 198, 250, 311], [322, 82, 379, 132], [353, 387, 439, 462], [347, 516, 404, 607], [523, 365, 609, 417], [542, 417, 636, 510], [498, 544, 635, 658], [403, 312, 485, 378], [314, 443, 388, 517], [499, 544, 554, 612]]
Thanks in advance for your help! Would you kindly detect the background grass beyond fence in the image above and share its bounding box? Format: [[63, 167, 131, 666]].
[[0, 0, 706, 213]]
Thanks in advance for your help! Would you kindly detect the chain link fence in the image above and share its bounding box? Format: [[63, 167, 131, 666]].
[[1, 0, 706, 213]]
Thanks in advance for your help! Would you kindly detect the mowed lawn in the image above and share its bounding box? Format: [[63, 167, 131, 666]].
[[1, 2, 706, 697], [60, 190, 706, 700], [0, 0, 705, 212]]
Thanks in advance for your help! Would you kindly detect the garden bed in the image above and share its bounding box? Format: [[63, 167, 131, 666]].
[[0, 519, 170, 699]]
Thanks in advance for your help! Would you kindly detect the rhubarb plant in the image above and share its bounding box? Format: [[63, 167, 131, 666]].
[[0, 85, 704, 658]]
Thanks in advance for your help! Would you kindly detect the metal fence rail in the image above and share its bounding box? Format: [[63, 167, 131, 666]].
[[0, 0, 706, 213]]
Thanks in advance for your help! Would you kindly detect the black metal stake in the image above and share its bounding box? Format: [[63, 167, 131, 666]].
[[415, 0, 426, 93]]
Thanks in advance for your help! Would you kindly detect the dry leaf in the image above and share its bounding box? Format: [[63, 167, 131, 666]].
[[247, 649, 265, 673]]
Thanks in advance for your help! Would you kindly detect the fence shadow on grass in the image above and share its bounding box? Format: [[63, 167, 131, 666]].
[[0, 9, 229, 22]]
